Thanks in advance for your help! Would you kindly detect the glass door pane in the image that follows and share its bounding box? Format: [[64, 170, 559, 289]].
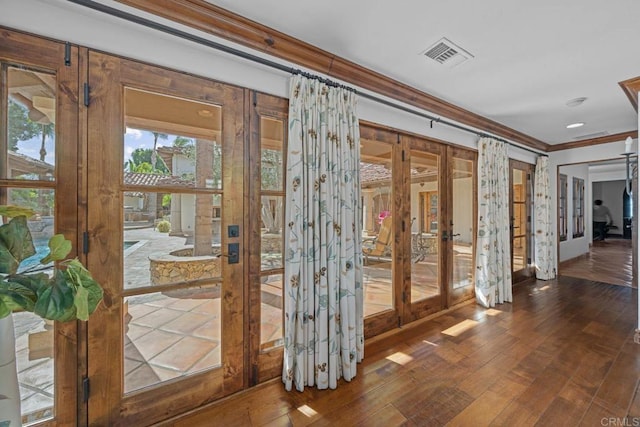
[[87, 52, 244, 426], [449, 148, 476, 306], [405, 137, 445, 322], [511, 161, 534, 281], [249, 93, 288, 384], [409, 150, 440, 303]]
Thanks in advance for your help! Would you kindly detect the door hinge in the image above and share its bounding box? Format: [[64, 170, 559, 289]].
[[252, 91, 257, 107], [82, 231, 89, 254], [527, 257, 532, 264], [402, 291, 406, 304], [83, 83, 90, 107], [64, 42, 71, 66], [82, 377, 90, 402], [402, 150, 405, 161], [527, 215, 531, 223], [402, 220, 405, 232], [397, 316, 402, 328]]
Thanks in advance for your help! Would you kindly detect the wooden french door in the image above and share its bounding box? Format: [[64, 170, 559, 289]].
[[510, 160, 534, 281], [0, 29, 80, 426], [361, 125, 477, 336], [403, 135, 447, 322], [86, 52, 245, 425]]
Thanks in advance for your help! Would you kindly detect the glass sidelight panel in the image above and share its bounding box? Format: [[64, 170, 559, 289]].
[[3, 187, 56, 424], [361, 139, 394, 317], [409, 150, 440, 303], [123, 289, 221, 393], [5, 66, 56, 181], [451, 158, 474, 290], [512, 169, 527, 271], [260, 273, 284, 350]]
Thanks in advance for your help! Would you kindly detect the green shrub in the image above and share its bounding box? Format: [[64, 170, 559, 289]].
[[156, 220, 171, 233]]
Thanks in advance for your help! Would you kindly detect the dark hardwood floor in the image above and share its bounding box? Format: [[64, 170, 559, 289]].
[[560, 238, 634, 288], [158, 273, 640, 426]]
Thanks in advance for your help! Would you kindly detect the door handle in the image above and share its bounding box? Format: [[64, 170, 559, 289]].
[[450, 233, 461, 241], [217, 243, 240, 264], [441, 231, 449, 241]]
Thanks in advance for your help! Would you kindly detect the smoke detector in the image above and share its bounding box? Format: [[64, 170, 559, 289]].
[[422, 37, 474, 68]]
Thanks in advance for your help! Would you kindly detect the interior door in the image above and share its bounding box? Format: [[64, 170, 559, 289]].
[[0, 30, 79, 426], [447, 147, 476, 306], [86, 51, 245, 425]]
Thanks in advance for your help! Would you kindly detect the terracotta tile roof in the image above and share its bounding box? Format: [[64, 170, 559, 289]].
[[123, 172, 193, 196]]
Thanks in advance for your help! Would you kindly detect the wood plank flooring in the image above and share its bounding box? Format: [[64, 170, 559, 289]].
[[158, 275, 640, 426], [560, 238, 634, 287]]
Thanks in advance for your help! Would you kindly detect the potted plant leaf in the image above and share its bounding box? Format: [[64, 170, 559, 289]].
[[0, 205, 103, 426]]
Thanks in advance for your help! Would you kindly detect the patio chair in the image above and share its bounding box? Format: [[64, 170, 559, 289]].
[[363, 215, 393, 264]]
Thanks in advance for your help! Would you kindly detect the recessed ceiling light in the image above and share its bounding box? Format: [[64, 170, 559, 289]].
[[566, 97, 587, 107], [566, 122, 585, 129]]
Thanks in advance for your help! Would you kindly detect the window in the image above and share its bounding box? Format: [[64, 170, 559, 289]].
[[572, 177, 584, 238], [559, 174, 568, 241]]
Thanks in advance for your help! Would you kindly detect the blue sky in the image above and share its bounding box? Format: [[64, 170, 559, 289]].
[[15, 127, 174, 166]]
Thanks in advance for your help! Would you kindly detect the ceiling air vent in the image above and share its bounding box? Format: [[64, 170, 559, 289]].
[[422, 37, 474, 68]]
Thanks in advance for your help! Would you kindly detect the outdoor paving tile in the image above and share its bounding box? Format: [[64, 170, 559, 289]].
[[150, 336, 217, 371], [191, 299, 221, 315], [149, 364, 183, 382], [191, 319, 221, 340], [127, 329, 183, 361], [125, 362, 161, 393], [189, 346, 222, 373], [132, 306, 183, 329], [18, 358, 54, 389], [125, 323, 154, 341], [127, 302, 161, 319], [166, 297, 209, 312], [158, 311, 212, 335]]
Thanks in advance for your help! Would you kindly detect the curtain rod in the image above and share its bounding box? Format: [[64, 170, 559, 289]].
[[66, 0, 547, 157]]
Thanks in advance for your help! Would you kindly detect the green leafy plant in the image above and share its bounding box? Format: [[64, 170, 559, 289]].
[[0, 205, 103, 321], [156, 220, 171, 233]]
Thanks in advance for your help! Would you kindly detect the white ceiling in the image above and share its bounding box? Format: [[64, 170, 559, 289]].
[[204, 0, 639, 145]]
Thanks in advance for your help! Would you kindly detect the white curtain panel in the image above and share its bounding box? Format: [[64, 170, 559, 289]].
[[283, 74, 364, 391], [534, 156, 556, 280], [475, 137, 512, 307]]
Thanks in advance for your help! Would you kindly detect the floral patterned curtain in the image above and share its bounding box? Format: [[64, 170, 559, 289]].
[[475, 137, 512, 307], [534, 156, 556, 280], [283, 74, 364, 391]]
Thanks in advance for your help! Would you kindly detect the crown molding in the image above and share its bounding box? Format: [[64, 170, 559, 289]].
[[619, 76, 640, 112], [115, 0, 549, 151], [546, 130, 637, 152]]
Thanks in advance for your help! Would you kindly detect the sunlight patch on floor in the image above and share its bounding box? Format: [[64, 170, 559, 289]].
[[441, 319, 479, 337], [485, 308, 502, 316], [422, 340, 439, 347], [297, 405, 318, 417], [385, 351, 414, 365]]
